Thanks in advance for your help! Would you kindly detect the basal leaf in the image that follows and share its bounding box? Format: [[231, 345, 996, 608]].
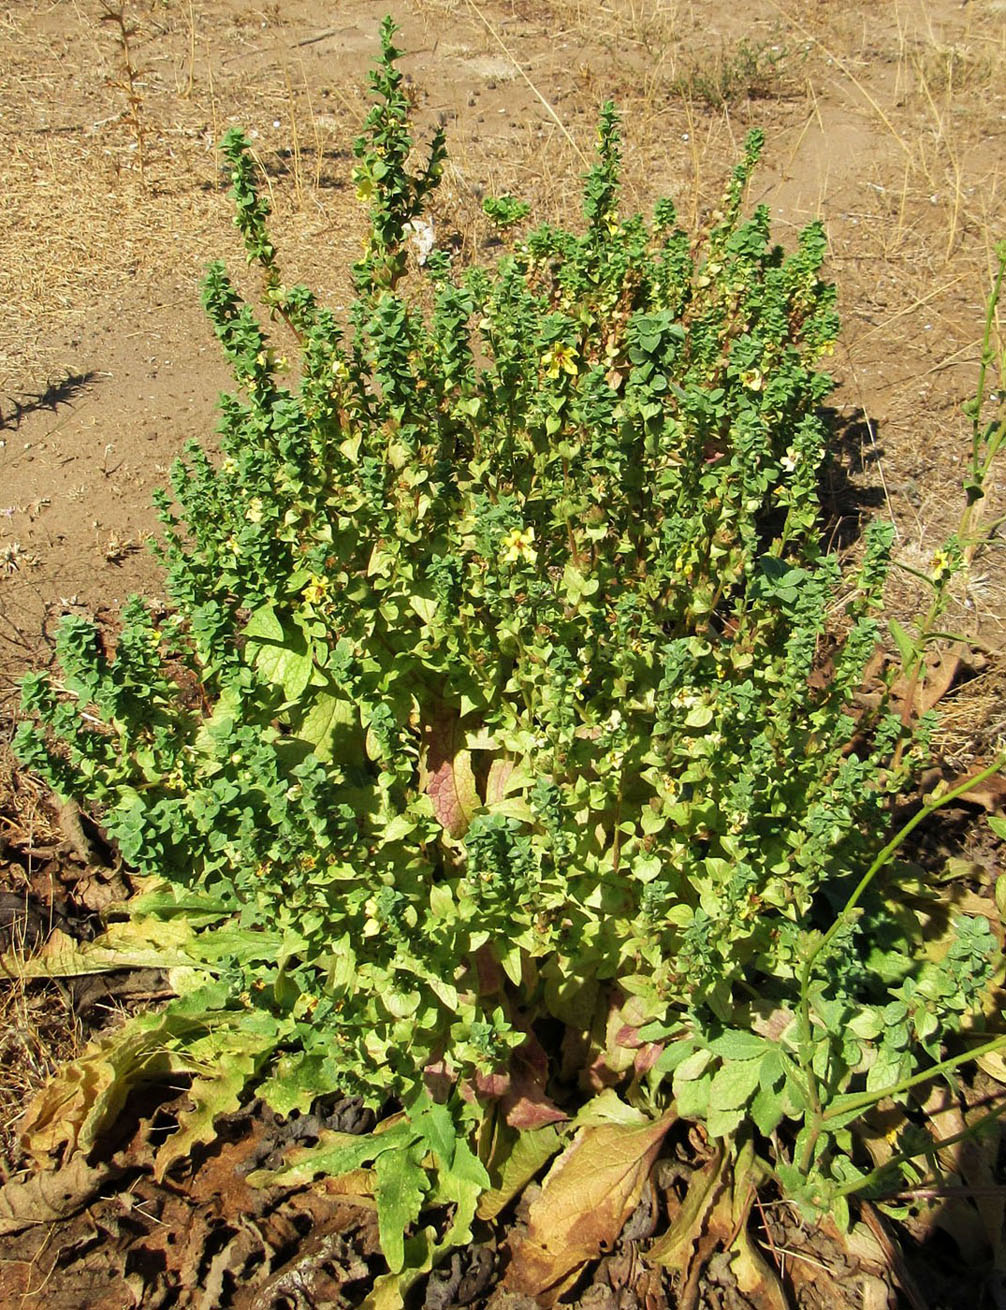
[[244, 608, 313, 701], [420, 712, 480, 838], [505, 1109, 675, 1301], [3, 917, 199, 980], [411, 1095, 457, 1167], [429, 1130, 490, 1250], [154, 1032, 270, 1181], [361, 1227, 437, 1310], [242, 604, 284, 643], [246, 1122, 417, 1189], [0, 1154, 125, 1236], [648, 1146, 726, 1270], [257, 1050, 330, 1116], [21, 1007, 209, 1162], [375, 1141, 431, 1273], [485, 757, 516, 804], [478, 1121, 564, 1220], [255, 640, 314, 702]]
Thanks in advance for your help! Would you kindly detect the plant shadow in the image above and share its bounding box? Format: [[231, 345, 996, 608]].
[[1, 370, 100, 431], [820, 406, 890, 552]]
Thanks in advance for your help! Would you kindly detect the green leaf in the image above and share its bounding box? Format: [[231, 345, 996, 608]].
[[654, 1037, 699, 1075], [246, 1121, 417, 1189], [708, 1058, 764, 1113], [499, 942, 523, 986], [245, 612, 314, 701], [684, 703, 714, 729], [409, 592, 438, 624], [258, 1051, 329, 1116], [375, 1141, 431, 1273], [430, 1130, 491, 1250], [362, 1228, 438, 1309], [574, 1089, 650, 1128], [411, 1095, 457, 1167], [243, 604, 284, 643], [479, 1122, 564, 1221], [889, 617, 916, 670], [674, 1071, 712, 1120], [706, 1103, 745, 1139], [750, 1083, 785, 1137], [706, 1031, 770, 1061], [670, 1047, 713, 1084], [297, 687, 358, 762], [154, 1029, 271, 1179], [562, 563, 600, 606]]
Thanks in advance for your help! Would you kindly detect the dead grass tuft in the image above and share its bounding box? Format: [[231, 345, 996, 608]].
[[0, 977, 79, 1183]]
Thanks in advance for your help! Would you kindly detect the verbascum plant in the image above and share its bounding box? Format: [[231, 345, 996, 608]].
[[14, 17, 1005, 1300]]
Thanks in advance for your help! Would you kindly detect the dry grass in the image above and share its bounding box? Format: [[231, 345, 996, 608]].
[[0, 745, 78, 1182], [0, 979, 80, 1182]]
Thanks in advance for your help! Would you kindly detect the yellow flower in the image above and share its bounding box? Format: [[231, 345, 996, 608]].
[[302, 574, 331, 606], [353, 168, 375, 202], [246, 497, 264, 524], [741, 368, 764, 392], [930, 549, 954, 583], [500, 525, 537, 565], [542, 341, 578, 380]]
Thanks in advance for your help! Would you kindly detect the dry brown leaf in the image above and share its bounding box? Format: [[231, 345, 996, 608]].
[[950, 768, 1006, 812], [0, 1154, 124, 1234], [652, 1144, 787, 1310], [20, 1019, 192, 1162], [890, 647, 963, 717], [861, 1273, 893, 1310], [504, 1107, 675, 1304], [730, 1220, 788, 1310], [648, 1147, 727, 1272]]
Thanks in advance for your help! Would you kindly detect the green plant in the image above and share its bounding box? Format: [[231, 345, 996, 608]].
[[482, 194, 530, 229], [14, 19, 1006, 1297]]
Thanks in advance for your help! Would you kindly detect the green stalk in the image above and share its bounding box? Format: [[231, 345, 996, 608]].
[[833, 1077, 1006, 1201], [796, 754, 1006, 1171], [889, 247, 1006, 758], [823, 1031, 1006, 1125], [963, 243, 1006, 505], [801, 754, 1006, 994]]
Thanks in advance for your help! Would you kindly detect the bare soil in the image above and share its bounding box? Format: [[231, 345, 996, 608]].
[[2, 1, 1006, 1305]]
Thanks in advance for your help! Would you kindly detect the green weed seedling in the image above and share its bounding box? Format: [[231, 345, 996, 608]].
[[14, 17, 1006, 1299]]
